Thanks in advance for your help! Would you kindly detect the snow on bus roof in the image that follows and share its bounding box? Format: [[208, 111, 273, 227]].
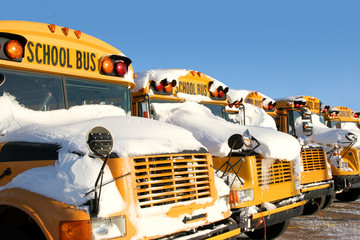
[[228, 89, 275, 107], [133, 69, 228, 94]]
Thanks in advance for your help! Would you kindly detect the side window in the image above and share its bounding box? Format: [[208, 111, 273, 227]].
[[0, 70, 65, 110]]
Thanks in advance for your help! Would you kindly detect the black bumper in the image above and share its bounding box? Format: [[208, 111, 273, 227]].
[[233, 203, 304, 232], [302, 181, 334, 200], [155, 217, 239, 240], [334, 175, 360, 191]]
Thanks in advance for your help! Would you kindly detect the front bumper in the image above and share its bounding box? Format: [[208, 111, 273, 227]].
[[234, 201, 306, 232], [334, 175, 360, 191], [301, 180, 334, 200], [155, 217, 240, 240]]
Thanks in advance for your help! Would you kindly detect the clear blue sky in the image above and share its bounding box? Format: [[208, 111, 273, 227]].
[[2, 0, 360, 110]]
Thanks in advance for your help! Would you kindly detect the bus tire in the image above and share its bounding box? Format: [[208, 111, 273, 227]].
[[0, 228, 32, 240], [336, 188, 360, 202], [244, 219, 290, 240], [321, 194, 334, 209], [302, 197, 325, 215]]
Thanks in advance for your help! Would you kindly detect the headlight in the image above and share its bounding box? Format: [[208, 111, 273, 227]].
[[92, 216, 126, 239], [339, 160, 349, 171], [334, 140, 341, 149], [242, 129, 252, 148], [229, 189, 254, 204], [295, 180, 301, 190], [298, 135, 309, 146]]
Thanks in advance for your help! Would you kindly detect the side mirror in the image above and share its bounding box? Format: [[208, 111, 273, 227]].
[[345, 132, 358, 143], [301, 107, 311, 120], [0, 73, 5, 86], [87, 126, 113, 157], [302, 121, 313, 135], [228, 134, 244, 150]]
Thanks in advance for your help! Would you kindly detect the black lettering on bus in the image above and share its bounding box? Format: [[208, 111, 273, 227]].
[[43, 44, 50, 65], [51, 46, 58, 66], [26, 41, 34, 62], [90, 53, 96, 71], [76, 50, 82, 69], [35, 43, 42, 64], [83, 52, 89, 70], [66, 49, 72, 68], [59, 48, 66, 67]]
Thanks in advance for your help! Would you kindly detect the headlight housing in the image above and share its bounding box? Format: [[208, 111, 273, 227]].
[[92, 216, 126, 239], [229, 189, 254, 205], [334, 140, 341, 149], [242, 129, 252, 148], [298, 135, 309, 147]]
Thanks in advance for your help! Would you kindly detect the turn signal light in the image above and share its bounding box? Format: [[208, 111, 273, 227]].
[[59, 220, 91, 240], [102, 58, 114, 74], [211, 89, 219, 98], [164, 83, 172, 92], [4, 40, 23, 59]]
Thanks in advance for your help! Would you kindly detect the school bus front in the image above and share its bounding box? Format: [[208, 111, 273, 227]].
[[132, 69, 306, 239], [0, 21, 239, 240]]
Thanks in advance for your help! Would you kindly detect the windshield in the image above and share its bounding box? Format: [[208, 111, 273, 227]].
[[313, 114, 325, 124], [287, 110, 302, 137], [202, 103, 226, 119], [226, 111, 240, 124], [148, 98, 180, 118], [327, 120, 359, 130], [65, 78, 131, 113], [0, 69, 131, 113]]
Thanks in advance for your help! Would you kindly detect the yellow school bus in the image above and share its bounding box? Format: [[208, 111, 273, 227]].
[[132, 69, 306, 239], [0, 21, 240, 240], [239, 94, 334, 214], [323, 105, 360, 201]]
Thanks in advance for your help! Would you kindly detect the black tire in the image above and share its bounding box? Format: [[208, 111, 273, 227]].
[[336, 188, 360, 202], [244, 219, 290, 239], [302, 197, 325, 215], [0, 228, 32, 240], [321, 194, 334, 209]]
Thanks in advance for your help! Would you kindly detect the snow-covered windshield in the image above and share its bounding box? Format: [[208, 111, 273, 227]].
[[227, 111, 240, 124], [0, 69, 131, 114], [327, 121, 359, 130], [203, 103, 226, 119]]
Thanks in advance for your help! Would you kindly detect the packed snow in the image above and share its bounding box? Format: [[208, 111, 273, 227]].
[[151, 101, 301, 161]]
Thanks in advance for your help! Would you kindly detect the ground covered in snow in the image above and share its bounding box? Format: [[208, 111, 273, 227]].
[[237, 199, 360, 240]]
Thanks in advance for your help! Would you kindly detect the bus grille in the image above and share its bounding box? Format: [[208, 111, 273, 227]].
[[133, 154, 211, 208], [301, 148, 326, 171], [256, 156, 292, 187]]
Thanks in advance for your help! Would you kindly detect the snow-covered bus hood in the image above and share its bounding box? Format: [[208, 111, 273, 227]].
[[152, 101, 301, 161], [0, 95, 205, 156], [309, 115, 360, 150], [0, 95, 206, 217]]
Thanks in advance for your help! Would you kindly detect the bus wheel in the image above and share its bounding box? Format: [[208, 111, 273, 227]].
[[245, 219, 290, 240], [336, 188, 360, 202], [321, 194, 334, 209], [0, 228, 32, 240], [302, 197, 325, 215]]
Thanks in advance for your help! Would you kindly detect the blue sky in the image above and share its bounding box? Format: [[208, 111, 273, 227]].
[[2, 0, 360, 110]]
